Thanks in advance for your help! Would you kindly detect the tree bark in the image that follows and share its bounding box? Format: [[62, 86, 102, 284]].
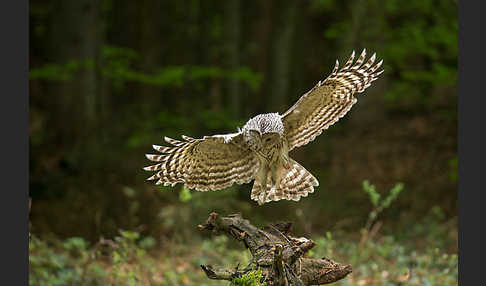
[[268, 0, 298, 113], [225, 0, 241, 118], [198, 212, 352, 285], [49, 0, 102, 146]]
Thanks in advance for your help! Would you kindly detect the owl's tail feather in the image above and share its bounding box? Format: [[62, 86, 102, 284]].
[[251, 159, 319, 204]]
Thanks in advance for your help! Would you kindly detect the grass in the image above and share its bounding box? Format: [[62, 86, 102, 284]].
[[28, 224, 457, 285], [29, 216, 457, 286], [29, 181, 457, 285]]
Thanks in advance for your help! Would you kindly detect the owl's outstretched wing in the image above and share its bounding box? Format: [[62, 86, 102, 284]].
[[144, 133, 259, 191], [281, 49, 383, 151]]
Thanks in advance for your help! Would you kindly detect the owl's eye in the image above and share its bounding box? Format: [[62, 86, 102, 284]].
[[265, 138, 272, 142]]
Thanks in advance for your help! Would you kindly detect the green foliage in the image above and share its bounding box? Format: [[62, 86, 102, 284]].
[[179, 187, 192, 203], [30, 184, 456, 285], [404, 205, 457, 251], [30, 214, 457, 285], [110, 230, 149, 286], [305, 182, 456, 286], [30, 45, 262, 92], [381, 0, 457, 107], [230, 67, 263, 92], [315, 0, 457, 108], [309, 230, 457, 286], [29, 60, 95, 81], [230, 269, 266, 286], [363, 180, 380, 207], [29, 235, 107, 286], [308, 231, 336, 259], [362, 180, 404, 228], [197, 110, 246, 131], [29, 230, 161, 286]]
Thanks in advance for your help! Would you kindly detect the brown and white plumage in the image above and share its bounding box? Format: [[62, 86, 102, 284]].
[[144, 134, 259, 191], [282, 49, 383, 150], [145, 50, 383, 204], [251, 158, 318, 204]]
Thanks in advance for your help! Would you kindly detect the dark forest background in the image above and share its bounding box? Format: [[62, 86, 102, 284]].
[[29, 0, 456, 249]]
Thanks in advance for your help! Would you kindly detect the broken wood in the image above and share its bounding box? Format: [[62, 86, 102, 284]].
[[198, 212, 352, 285]]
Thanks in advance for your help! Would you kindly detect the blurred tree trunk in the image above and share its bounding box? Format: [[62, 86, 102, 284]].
[[138, 0, 162, 112], [49, 0, 102, 147], [341, 0, 387, 126], [224, 0, 241, 118], [251, 0, 273, 114], [97, 2, 110, 144], [110, 0, 139, 111], [268, 0, 298, 113], [342, 0, 367, 52]]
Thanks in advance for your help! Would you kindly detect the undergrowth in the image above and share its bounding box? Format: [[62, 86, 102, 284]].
[[29, 181, 457, 285]]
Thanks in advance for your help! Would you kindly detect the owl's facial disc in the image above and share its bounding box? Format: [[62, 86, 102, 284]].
[[261, 132, 279, 145], [247, 129, 263, 151]]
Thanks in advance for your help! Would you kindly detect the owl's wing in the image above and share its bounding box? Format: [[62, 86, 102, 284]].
[[281, 49, 383, 151], [144, 132, 259, 191]]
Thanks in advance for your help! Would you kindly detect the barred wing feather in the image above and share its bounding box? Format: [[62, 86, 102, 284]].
[[282, 49, 383, 151], [144, 133, 259, 191]]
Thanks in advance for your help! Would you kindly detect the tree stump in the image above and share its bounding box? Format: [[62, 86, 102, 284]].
[[198, 212, 352, 285]]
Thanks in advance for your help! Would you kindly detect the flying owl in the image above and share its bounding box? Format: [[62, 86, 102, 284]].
[[144, 49, 383, 205]]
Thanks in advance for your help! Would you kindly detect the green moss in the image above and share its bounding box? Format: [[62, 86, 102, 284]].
[[230, 269, 266, 286]]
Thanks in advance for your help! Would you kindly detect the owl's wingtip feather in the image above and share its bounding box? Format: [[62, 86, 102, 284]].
[[143, 165, 152, 171]]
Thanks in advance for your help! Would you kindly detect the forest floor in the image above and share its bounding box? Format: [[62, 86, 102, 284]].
[[29, 214, 457, 286]]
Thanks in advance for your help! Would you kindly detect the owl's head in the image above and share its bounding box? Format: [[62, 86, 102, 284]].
[[242, 113, 284, 151], [244, 129, 282, 154]]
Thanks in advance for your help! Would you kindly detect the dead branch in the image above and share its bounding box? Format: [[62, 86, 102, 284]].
[[198, 212, 352, 285]]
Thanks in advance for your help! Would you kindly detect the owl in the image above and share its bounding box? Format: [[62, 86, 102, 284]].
[[144, 49, 383, 205]]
